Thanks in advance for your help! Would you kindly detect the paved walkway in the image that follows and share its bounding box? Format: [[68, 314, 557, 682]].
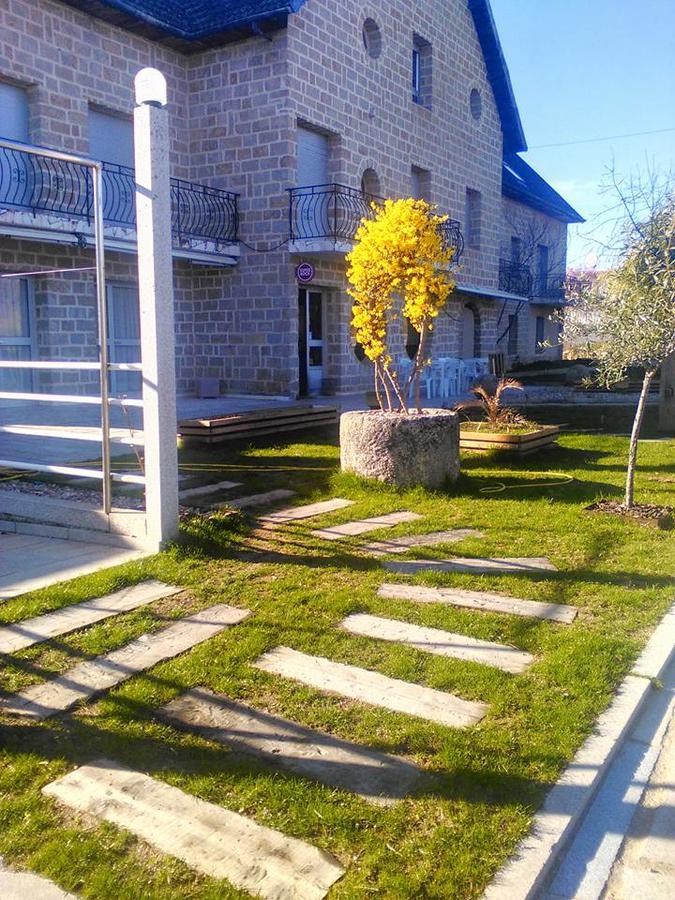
[[0, 533, 145, 600]]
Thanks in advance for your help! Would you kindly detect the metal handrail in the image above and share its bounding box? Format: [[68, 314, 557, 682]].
[[287, 183, 464, 261], [532, 273, 566, 300], [0, 360, 142, 371], [0, 142, 239, 243], [0, 458, 145, 484], [499, 259, 532, 297]]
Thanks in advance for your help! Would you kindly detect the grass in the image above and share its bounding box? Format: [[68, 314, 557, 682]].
[[0, 429, 673, 898]]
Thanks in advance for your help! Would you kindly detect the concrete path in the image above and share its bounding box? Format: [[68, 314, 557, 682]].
[[341, 613, 534, 674], [159, 687, 422, 805], [0, 580, 181, 654], [0, 533, 146, 600], [377, 583, 578, 624], [1, 605, 250, 719], [178, 479, 241, 500], [43, 759, 344, 900], [384, 557, 558, 575], [221, 489, 296, 509], [361, 529, 483, 556], [254, 646, 487, 728], [0, 858, 77, 899], [311, 511, 423, 541], [259, 498, 354, 526]]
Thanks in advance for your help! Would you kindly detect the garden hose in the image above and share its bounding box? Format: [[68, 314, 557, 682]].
[[479, 472, 575, 495]]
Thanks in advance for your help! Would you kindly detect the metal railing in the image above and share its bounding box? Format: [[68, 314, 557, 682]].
[[499, 259, 533, 297], [532, 273, 566, 301], [0, 143, 238, 243], [287, 183, 464, 261]]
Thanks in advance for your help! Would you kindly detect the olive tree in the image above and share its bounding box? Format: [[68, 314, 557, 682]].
[[562, 174, 675, 507]]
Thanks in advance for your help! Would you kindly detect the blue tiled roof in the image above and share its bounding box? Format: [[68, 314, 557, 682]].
[[503, 154, 584, 223]]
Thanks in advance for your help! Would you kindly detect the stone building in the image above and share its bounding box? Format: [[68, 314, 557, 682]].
[[0, 0, 583, 401]]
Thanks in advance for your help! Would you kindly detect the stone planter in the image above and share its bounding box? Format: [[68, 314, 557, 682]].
[[340, 409, 460, 489], [459, 423, 559, 457]]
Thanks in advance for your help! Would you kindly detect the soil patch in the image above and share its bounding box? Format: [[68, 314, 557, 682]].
[[585, 499, 673, 529]]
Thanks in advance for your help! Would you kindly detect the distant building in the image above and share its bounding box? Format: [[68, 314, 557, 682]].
[[0, 0, 583, 399]]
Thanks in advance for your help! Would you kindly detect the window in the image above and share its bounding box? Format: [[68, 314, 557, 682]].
[[510, 236, 522, 265], [0, 277, 34, 392], [88, 108, 134, 168], [507, 314, 519, 356], [536, 244, 549, 295], [412, 35, 432, 107], [535, 315, 546, 353], [361, 168, 381, 197], [362, 18, 382, 59], [465, 188, 481, 249], [411, 166, 431, 201], [0, 82, 29, 141], [469, 88, 482, 121]]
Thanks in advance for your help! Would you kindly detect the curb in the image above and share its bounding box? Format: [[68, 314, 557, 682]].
[[483, 602, 675, 900]]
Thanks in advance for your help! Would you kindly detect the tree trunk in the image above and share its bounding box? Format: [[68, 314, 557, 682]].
[[625, 369, 655, 508]]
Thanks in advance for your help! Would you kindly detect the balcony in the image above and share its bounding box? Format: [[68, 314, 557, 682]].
[[287, 183, 464, 261], [498, 259, 532, 297], [0, 142, 239, 263], [532, 273, 567, 303]]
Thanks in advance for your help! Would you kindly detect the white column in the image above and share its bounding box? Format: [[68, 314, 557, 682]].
[[134, 68, 179, 549]]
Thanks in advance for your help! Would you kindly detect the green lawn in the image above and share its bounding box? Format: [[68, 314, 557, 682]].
[[0, 431, 673, 899]]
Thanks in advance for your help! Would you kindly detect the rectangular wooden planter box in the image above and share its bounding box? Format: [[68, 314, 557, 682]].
[[460, 424, 560, 456]]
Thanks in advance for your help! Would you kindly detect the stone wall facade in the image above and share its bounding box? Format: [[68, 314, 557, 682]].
[[0, 0, 571, 401]]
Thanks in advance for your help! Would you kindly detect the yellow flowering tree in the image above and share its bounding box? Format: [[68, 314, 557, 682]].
[[347, 198, 455, 412]]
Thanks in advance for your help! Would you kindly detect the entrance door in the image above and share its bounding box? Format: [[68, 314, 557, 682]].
[[298, 288, 324, 397], [107, 282, 141, 396], [461, 304, 478, 358], [0, 277, 34, 392]]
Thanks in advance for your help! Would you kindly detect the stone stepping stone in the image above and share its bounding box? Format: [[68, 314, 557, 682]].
[[378, 583, 578, 624], [160, 687, 421, 805], [220, 489, 296, 510], [259, 497, 354, 527], [254, 646, 486, 728], [361, 529, 483, 556], [341, 613, 533, 674], [0, 605, 250, 720], [0, 581, 182, 655], [179, 479, 242, 500], [43, 759, 344, 900], [383, 556, 558, 575], [311, 511, 423, 541]]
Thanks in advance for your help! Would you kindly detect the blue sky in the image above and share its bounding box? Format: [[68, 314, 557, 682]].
[[490, 0, 675, 269]]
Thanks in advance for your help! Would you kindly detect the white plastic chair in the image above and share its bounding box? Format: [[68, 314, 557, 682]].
[[438, 358, 462, 400]]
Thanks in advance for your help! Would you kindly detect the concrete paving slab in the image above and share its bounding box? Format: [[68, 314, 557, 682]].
[[0, 859, 77, 900], [159, 687, 422, 805], [0, 533, 146, 600], [179, 479, 241, 500], [43, 759, 344, 900], [0, 581, 182, 654], [361, 529, 483, 556], [0, 604, 250, 719], [384, 556, 558, 576], [220, 489, 296, 510], [377, 583, 577, 624], [311, 511, 423, 541], [341, 613, 533, 674], [254, 646, 487, 728], [259, 498, 354, 526]]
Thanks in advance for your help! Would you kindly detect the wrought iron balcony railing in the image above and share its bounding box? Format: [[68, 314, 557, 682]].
[[532, 273, 566, 301], [499, 259, 533, 297], [288, 183, 464, 261], [0, 143, 238, 244]]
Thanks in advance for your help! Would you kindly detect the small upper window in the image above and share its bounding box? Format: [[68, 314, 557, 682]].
[[361, 168, 381, 197], [469, 88, 482, 121], [362, 19, 382, 59], [412, 35, 432, 108]]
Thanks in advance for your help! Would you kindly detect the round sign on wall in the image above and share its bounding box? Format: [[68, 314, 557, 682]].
[[295, 262, 315, 284]]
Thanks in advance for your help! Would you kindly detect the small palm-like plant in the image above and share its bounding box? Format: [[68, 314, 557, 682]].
[[456, 377, 531, 430]]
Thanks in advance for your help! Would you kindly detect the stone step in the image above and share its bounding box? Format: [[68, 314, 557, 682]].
[[378, 583, 578, 624], [159, 687, 422, 805], [179, 479, 242, 500], [259, 497, 354, 527], [43, 759, 344, 900], [219, 489, 296, 510], [341, 613, 534, 674], [254, 646, 487, 728], [311, 511, 423, 541], [0, 605, 250, 720], [383, 556, 558, 575], [0, 581, 182, 655], [361, 529, 483, 556]]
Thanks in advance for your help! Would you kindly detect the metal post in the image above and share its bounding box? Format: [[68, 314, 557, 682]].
[[91, 162, 112, 514]]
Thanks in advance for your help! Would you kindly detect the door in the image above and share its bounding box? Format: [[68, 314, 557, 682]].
[[298, 288, 324, 397], [0, 277, 34, 393], [461, 304, 477, 359], [0, 82, 30, 210], [107, 282, 141, 396], [296, 127, 330, 237]]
